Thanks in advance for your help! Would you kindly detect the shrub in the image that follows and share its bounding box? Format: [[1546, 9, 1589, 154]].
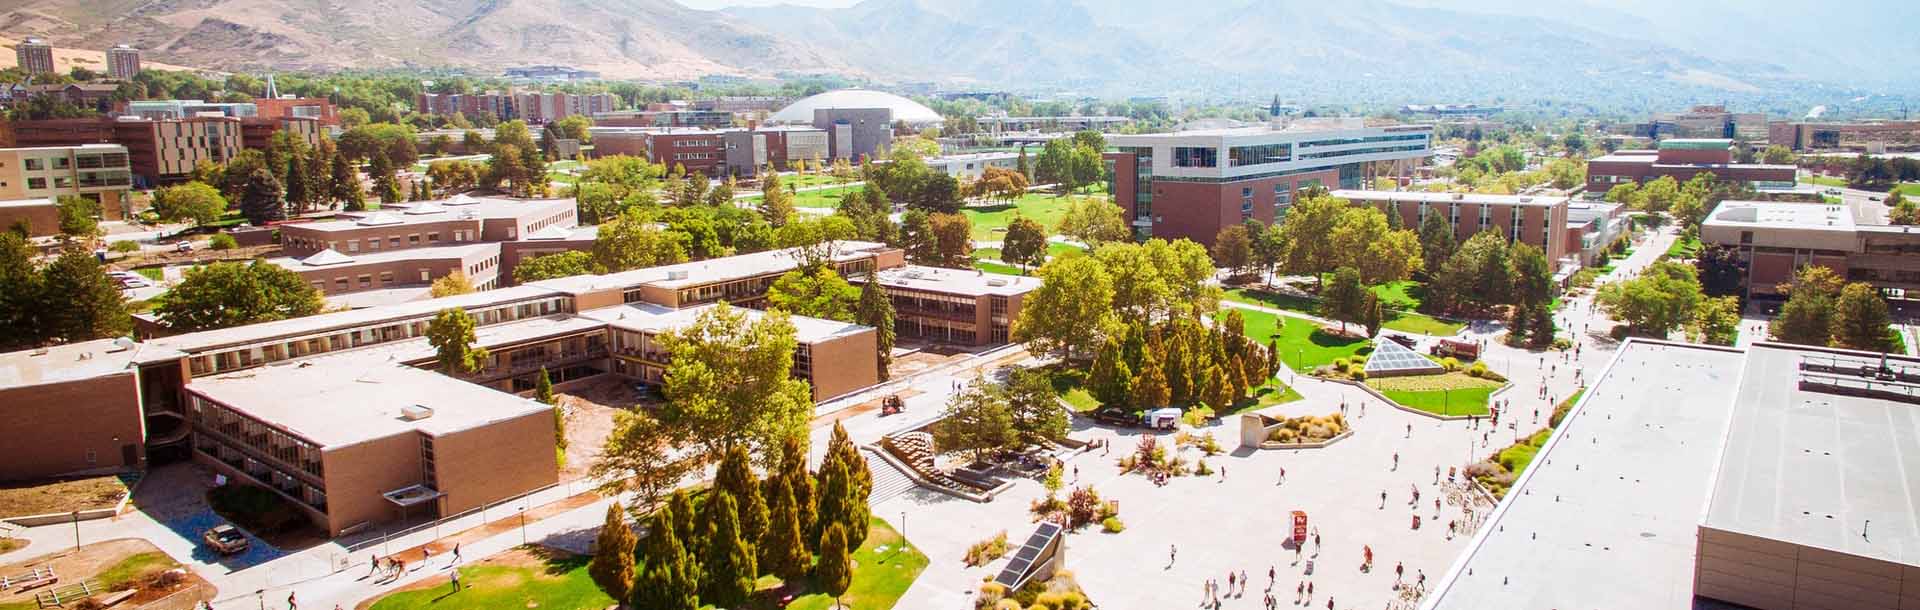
[[1033, 591, 1090, 610], [1180, 405, 1214, 428], [1066, 486, 1101, 527], [977, 582, 1010, 609], [1268, 427, 1299, 443], [965, 531, 1010, 567], [209, 233, 237, 250], [1467, 361, 1489, 378], [110, 240, 139, 253], [142, 570, 186, 591], [1440, 357, 1461, 371], [1102, 516, 1125, 533], [1194, 459, 1213, 476], [1331, 357, 1350, 369], [1349, 368, 1367, 381], [1552, 337, 1572, 350], [1198, 433, 1222, 456]]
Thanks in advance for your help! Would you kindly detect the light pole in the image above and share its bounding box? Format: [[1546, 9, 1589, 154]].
[[70, 511, 80, 552]]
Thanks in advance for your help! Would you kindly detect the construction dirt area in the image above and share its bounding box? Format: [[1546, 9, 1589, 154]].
[[551, 377, 642, 482], [0, 538, 213, 610], [0, 475, 128, 519]]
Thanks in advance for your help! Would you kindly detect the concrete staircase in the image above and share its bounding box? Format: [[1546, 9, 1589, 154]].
[[864, 451, 919, 505]]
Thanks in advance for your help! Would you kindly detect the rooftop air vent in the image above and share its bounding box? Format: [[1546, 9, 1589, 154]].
[[666, 270, 689, 281], [987, 278, 1008, 287], [400, 405, 434, 421]]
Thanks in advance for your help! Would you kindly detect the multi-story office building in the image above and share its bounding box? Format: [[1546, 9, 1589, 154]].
[[1104, 119, 1435, 245], [415, 92, 616, 124], [14, 37, 54, 75], [694, 96, 788, 115], [1330, 190, 1573, 270], [1563, 201, 1629, 267], [105, 45, 141, 79], [0, 83, 118, 112], [718, 126, 829, 177], [859, 265, 1031, 345], [585, 302, 876, 401], [1700, 199, 1920, 301], [1, 116, 318, 185], [926, 152, 1020, 180], [0, 144, 134, 228], [592, 110, 734, 129], [1620, 105, 1769, 142], [1586, 139, 1797, 194], [254, 97, 340, 126], [974, 116, 1131, 134], [588, 127, 726, 175], [1769, 119, 1920, 152]]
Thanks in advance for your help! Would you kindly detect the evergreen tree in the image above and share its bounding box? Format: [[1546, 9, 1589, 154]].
[[588, 503, 635, 602], [239, 167, 286, 225], [1528, 305, 1556, 348], [329, 152, 365, 211], [714, 446, 770, 545], [536, 366, 556, 404], [1163, 328, 1192, 403], [668, 489, 703, 563], [856, 268, 897, 380], [813, 458, 852, 555], [1417, 211, 1457, 279], [761, 474, 810, 582], [1363, 294, 1384, 338], [39, 249, 131, 343], [633, 502, 699, 610], [816, 523, 854, 609], [1088, 336, 1133, 408], [0, 234, 44, 350], [1267, 337, 1281, 378], [760, 169, 796, 226], [1016, 147, 1032, 180], [284, 154, 311, 214], [1132, 348, 1172, 408], [777, 436, 816, 545], [700, 492, 757, 608], [369, 152, 402, 204], [824, 422, 871, 550], [1120, 322, 1147, 374]]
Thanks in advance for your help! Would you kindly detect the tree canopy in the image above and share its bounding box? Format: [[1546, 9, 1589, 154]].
[[156, 261, 324, 332]]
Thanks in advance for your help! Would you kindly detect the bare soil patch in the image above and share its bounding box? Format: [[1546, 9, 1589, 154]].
[[0, 475, 127, 518]]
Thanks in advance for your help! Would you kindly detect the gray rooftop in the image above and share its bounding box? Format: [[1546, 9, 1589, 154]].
[[580, 302, 871, 343], [1702, 343, 1920, 569], [282, 196, 574, 233], [866, 265, 1036, 297], [0, 338, 140, 386], [1331, 189, 1568, 208], [1427, 340, 1748, 610]]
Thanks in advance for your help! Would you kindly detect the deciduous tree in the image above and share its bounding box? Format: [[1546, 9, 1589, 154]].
[[156, 261, 324, 331], [429, 271, 474, 297], [593, 208, 689, 272], [1055, 197, 1129, 247], [767, 266, 858, 321], [427, 308, 488, 374], [152, 182, 228, 227], [1831, 281, 1894, 351], [38, 249, 130, 343], [513, 251, 599, 283], [657, 304, 814, 464], [1001, 215, 1048, 272], [1012, 254, 1115, 361], [934, 379, 1014, 462]]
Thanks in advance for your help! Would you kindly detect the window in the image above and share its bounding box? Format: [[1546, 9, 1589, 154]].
[[1229, 144, 1292, 167], [25, 177, 44, 190], [333, 278, 348, 291], [23, 158, 42, 171], [347, 240, 359, 252], [1173, 147, 1217, 168], [368, 238, 380, 251], [408, 234, 420, 244], [379, 272, 393, 284], [1241, 187, 1254, 220], [419, 269, 431, 282], [51, 157, 70, 169], [427, 232, 439, 242], [357, 275, 372, 288]]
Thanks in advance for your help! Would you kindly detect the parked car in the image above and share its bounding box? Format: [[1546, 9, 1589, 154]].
[[174, 241, 193, 252], [1092, 407, 1138, 427], [202, 524, 249, 554]]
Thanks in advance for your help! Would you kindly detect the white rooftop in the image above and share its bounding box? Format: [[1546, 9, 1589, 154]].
[[1704, 200, 1857, 232], [139, 285, 567, 360], [286, 197, 574, 233], [866, 265, 1036, 297], [1427, 340, 1748, 610], [187, 354, 551, 447], [580, 302, 871, 343], [1330, 189, 1569, 208], [529, 241, 890, 294], [0, 338, 140, 386], [263, 243, 500, 271]]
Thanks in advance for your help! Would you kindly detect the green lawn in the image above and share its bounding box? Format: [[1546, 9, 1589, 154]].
[[740, 184, 863, 209], [1224, 308, 1371, 370], [973, 259, 1026, 276], [1498, 428, 1555, 475], [1223, 289, 1465, 336], [961, 190, 1100, 240], [1808, 175, 1847, 187], [972, 242, 1086, 275], [787, 517, 927, 610], [1369, 281, 1424, 310], [1045, 368, 1098, 412], [1367, 372, 1504, 416], [133, 267, 164, 282], [369, 547, 609, 610], [1665, 235, 1702, 259]]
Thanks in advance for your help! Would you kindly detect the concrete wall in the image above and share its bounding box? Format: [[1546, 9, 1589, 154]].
[[319, 434, 425, 536], [1695, 526, 1920, 610], [0, 373, 145, 481]]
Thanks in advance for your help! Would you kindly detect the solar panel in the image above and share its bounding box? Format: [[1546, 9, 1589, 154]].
[[994, 522, 1065, 589]]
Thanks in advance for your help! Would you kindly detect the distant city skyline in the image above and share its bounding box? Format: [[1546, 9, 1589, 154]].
[[680, 0, 860, 9]]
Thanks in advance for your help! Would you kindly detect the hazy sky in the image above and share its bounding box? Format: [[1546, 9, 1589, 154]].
[[679, 0, 860, 8]]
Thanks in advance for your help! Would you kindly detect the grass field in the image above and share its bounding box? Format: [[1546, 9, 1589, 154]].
[[973, 259, 1026, 275], [961, 190, 1103, 240], [786, 517, 927, 610], [1369, 280, 1424, 310], [740, 184, 864, 209], [972, 242, 1087, 275], [1224, 308, 1371, 370], [1498, 428, 1555, 475], [1367, 372, 1504, 416], [1808, 175, 1847, 187], [1223, 289, 1465, 336], [369, 547, 608, 610], [1665, 235, 1702, 259], [133, 267, 164, 282]]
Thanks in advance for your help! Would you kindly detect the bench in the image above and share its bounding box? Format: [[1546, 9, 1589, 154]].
[[96, 589, 137, 607], [11, 575, 56, 591]]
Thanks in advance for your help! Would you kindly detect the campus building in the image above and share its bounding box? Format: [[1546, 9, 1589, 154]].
[[589, 126, 829, 177], [770, 90, 943, 162], [1699, 199, 1920, 301], [926, 152, 1020, 180], [592, 110, 734, 129], [14, 37, 53, 75], [1618, 105, 1770, 142], [1104, 119, 1434, 245], [1563, 200, 1629, 267], [415, 91, 616, 124], [105, 45, 140, 79], [0, 143, 134, 228], [1330, 190, 1573, 271], [1586, 138, 1797, 194], [860, 265, 1032, 346], [973, 116, 1131, 134], [122, 100, 257, 120], [271, 195, 578, 297], [0, 116, 317, 186], [0, 83, 118, 113], [1770, 120, 1920, 152], [1426, 340, 1920, 610], [254, 97, 340, 126]]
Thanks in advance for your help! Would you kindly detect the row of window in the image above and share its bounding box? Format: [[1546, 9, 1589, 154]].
[[1228, 144, 1293, 167], [1296, 145, 1428, 161], [190, 394, 324, 479], [185, 296, 575, 376], [1297, 134, 1430, 148]]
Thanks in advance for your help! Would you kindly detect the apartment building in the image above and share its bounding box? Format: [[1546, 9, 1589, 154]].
[[0, 83, 118, 112], [1586, 138, 1796, 194], [254, 98, 340, 126], [241, 116, 320, 151], [415, 92, 616, 124], [1700, 199, 1920, 301], [592, 110, 734, 129], [0, 143, 134, 227], [1330, 189, 1572, 270], [106, 45, 140, 79], [1105, 119, 1434, 245], [14, 38, 53, 75], [0, 116, 319, 185]]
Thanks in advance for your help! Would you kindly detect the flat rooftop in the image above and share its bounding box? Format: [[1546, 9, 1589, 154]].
[[1329, 189, 1568, 207], [1703, 200, 1857, 232], [139, 285, 566, 361], [0, 338, 140, 386], [1565, 201, 1622, 224], [867, 265, 1036, 297], [282, 196, 574, 233], [1702, 343, 1920, 568], [1110, 118, 1429, 140], [0, 198, 53, 209], [187, 354, 551, 447], [580, 302, 871, 343], [1427, 340, 1748, 610], [528, 241, 891, 294], [262, 242, 500, 271]]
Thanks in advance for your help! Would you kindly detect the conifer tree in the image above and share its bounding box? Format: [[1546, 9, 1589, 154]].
[[1088, 336, 1133, 408], [813, 458, 852, 555], [825, 422, 870, 549], [856, 268, 896, 380], [633, 501, 698, 610], [777, 436, 816, 543], [1132, 348, 1172, 408], [715, 446, 769, 544], [762, 473, 811, 582], [816, 523, 853, 608], [588, 503, 635, 602], [700, 492, 756, 608]]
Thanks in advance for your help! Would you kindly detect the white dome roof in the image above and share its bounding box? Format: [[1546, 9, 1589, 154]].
[[769, 89, 943, 124]]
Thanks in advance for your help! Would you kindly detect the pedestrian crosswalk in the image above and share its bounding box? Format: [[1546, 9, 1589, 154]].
[[864, 451, 919, 505]]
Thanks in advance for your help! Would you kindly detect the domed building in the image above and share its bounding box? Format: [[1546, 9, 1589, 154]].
[[768, 89, 944, 125], [767, 89, 942, 162]]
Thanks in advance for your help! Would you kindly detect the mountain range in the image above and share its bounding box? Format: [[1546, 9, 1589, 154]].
[[0, 0, 1912, 101]]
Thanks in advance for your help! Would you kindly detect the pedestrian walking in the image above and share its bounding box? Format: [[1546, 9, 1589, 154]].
[[450, 570, 461, 592], [1296, 582, 1304, 604], [1379, 489, 1387, 509], [287, 592, 297, 610], [1433, 465, 1440, 484], [1405, 423, 1412, 438], [1391, 452, 1398, 470], [1228, 571, 1236, 596], [368, 554, 379, 576], [452, 543, 461, 563], [1240, 570, 1249, 595], [1268, 566, 1275, 591], [1395, 561, 1404, 582], [1170, 544, 1177, 565]]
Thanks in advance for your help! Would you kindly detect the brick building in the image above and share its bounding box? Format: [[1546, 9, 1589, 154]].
[[14, 37, 53, 75], [860, 265, 1031, 345], [1700, 199, 1920, 301], [1330, 190, 1573, 270], [416, 92, 616, 124], [254, 98, 340, 126], [1, 116, 318, 186], [1586, 139, 1797, 194], [272, 196, 577, 296], [591, 110, 733, 129], [106, 45, 141, 79], [1105, 119, 1434, 245]]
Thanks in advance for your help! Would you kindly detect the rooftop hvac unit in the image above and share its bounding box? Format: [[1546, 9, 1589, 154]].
[[400, 405, 434, 421], [1452, 193, 1465, 200], [666, 270, 689, 281], [987, 278, 1008, 287]]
